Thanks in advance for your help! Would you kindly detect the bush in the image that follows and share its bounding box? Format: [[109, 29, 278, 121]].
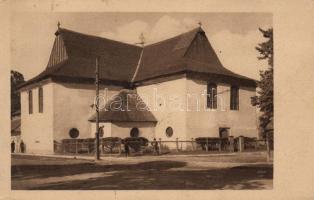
[[101, 137, 122, 153], [123, 137, 149, 152]]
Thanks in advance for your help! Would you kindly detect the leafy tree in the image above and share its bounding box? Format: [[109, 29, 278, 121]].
[[11, 70, 25, 117], [251, 28, 273, 159]]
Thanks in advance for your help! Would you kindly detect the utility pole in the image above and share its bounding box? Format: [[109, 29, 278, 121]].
[[95, 56, 100, 161]]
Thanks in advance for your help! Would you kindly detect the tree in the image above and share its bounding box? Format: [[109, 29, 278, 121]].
[[11, 70, 25, 117], [251, 28, 273, 160]]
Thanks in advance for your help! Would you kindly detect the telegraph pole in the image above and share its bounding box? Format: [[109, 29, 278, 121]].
[[95, 56, 100, 160]]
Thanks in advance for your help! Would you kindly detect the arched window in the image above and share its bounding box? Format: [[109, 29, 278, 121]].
[[165, 127, 173, 138], [38, 87, 43, 113], [28, 90, 33, 114], [207, 83, 217, 109], [130, 127, 139, 137], [69, 128, 79, 138], [230, 86, 239, 110]]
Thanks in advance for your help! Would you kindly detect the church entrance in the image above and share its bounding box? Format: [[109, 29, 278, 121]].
[[219, 127, 230, 138]]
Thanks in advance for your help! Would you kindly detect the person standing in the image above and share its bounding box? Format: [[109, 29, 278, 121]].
[[11, 141, 15, 153], [20, 140, 25, 153], [124, 141, 130, 157], [152, 138, 159, 155]]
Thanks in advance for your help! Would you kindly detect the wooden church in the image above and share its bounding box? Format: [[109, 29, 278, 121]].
[[19, 24, 258, 154]]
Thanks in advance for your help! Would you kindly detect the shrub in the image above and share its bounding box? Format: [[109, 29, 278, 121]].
[[101, 137, 122, 153], [123, 137, 149, 152]]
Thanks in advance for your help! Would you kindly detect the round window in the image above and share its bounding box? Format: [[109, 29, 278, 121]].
[[130, 127, 139, 137], [69, 128, 79, 138], [165, 127, 173, 137]]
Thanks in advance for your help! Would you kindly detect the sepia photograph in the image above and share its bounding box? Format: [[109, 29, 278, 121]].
[[9, 12, 274, 190], [1, 0, 314, 199]]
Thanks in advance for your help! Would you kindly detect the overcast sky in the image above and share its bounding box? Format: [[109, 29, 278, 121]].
[[11, 12, 272, 80]]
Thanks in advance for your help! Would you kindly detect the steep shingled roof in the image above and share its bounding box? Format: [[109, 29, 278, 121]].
[[19, 28, 142, 88], [88, 90, 157, 123], [20, 27, 256, 89], [133, 27, 253, 82], [57, 28, 142, 82], [11, 117, 21, 136]]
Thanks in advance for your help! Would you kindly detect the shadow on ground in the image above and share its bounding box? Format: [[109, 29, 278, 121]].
[[12, 158, 273, 190]]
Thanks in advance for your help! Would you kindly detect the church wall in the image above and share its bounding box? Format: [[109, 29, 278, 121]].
[[90, 121, 155, 139], [110, 122, 155, 139], [90, 122, 112, 138], [186, 78, 259, 139], [136, 77, 188, 149], [53, 83, 123, 142], [20, 82, 54, 154]]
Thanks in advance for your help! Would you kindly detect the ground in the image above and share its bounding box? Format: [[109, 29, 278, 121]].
[[11, 152, 273, 190]]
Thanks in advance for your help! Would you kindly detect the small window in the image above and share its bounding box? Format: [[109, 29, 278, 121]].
[[230, 86, 239, 110], [38, 87, 43, 113], [207, 83, 217, 109], [28, 90, 33, 114], [130, 127, 139, 137], [69, 128, 79, 138], [165, 127, 173, 138]]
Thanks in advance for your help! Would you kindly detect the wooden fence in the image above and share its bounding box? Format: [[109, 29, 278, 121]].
[[53, 136, 267, 156]]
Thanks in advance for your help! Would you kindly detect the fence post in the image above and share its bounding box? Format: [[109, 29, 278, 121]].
[[254, 139, 258, 150], [75, 140, 78, 155], [191, 138, 194, 151], [218, 139, 222, 152], [238, 136, 244, 152], [158, 138, 162, 154], [206, 138, 209, 152], [229, 136, 234, 152], [62, 142, 65, 153], [176, 138, 179, 152], [101, 139, 104, 154], [87, 141, 90, 154], [118, 141, 122, 155]]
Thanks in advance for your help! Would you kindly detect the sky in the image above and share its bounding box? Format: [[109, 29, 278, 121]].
[[11, 12, 272, 80]]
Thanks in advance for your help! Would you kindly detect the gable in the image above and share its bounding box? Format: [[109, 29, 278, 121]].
[[184, 31, 221, 65], [133, 28, 200, 82], [47, 35, 68, 68], [183, 31, 256, 80]]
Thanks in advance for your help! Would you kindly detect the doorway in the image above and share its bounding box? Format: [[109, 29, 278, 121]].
[[219, 127, 230, 138]]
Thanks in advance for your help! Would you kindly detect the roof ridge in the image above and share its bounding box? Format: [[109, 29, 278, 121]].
[[58, 28, 142, 49], [131, 49, 144, 83], [143, 27, 201, 48], [58, 27, 202, 49]]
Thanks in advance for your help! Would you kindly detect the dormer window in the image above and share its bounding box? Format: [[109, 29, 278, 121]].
[[207, 83, 217, 109]]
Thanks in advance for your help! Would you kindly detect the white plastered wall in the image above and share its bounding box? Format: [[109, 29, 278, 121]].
[[136, 77, 187, 149], [53, 83, 122, 142], [186, 78, 259, 139], [20, 82, 54, 154]]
